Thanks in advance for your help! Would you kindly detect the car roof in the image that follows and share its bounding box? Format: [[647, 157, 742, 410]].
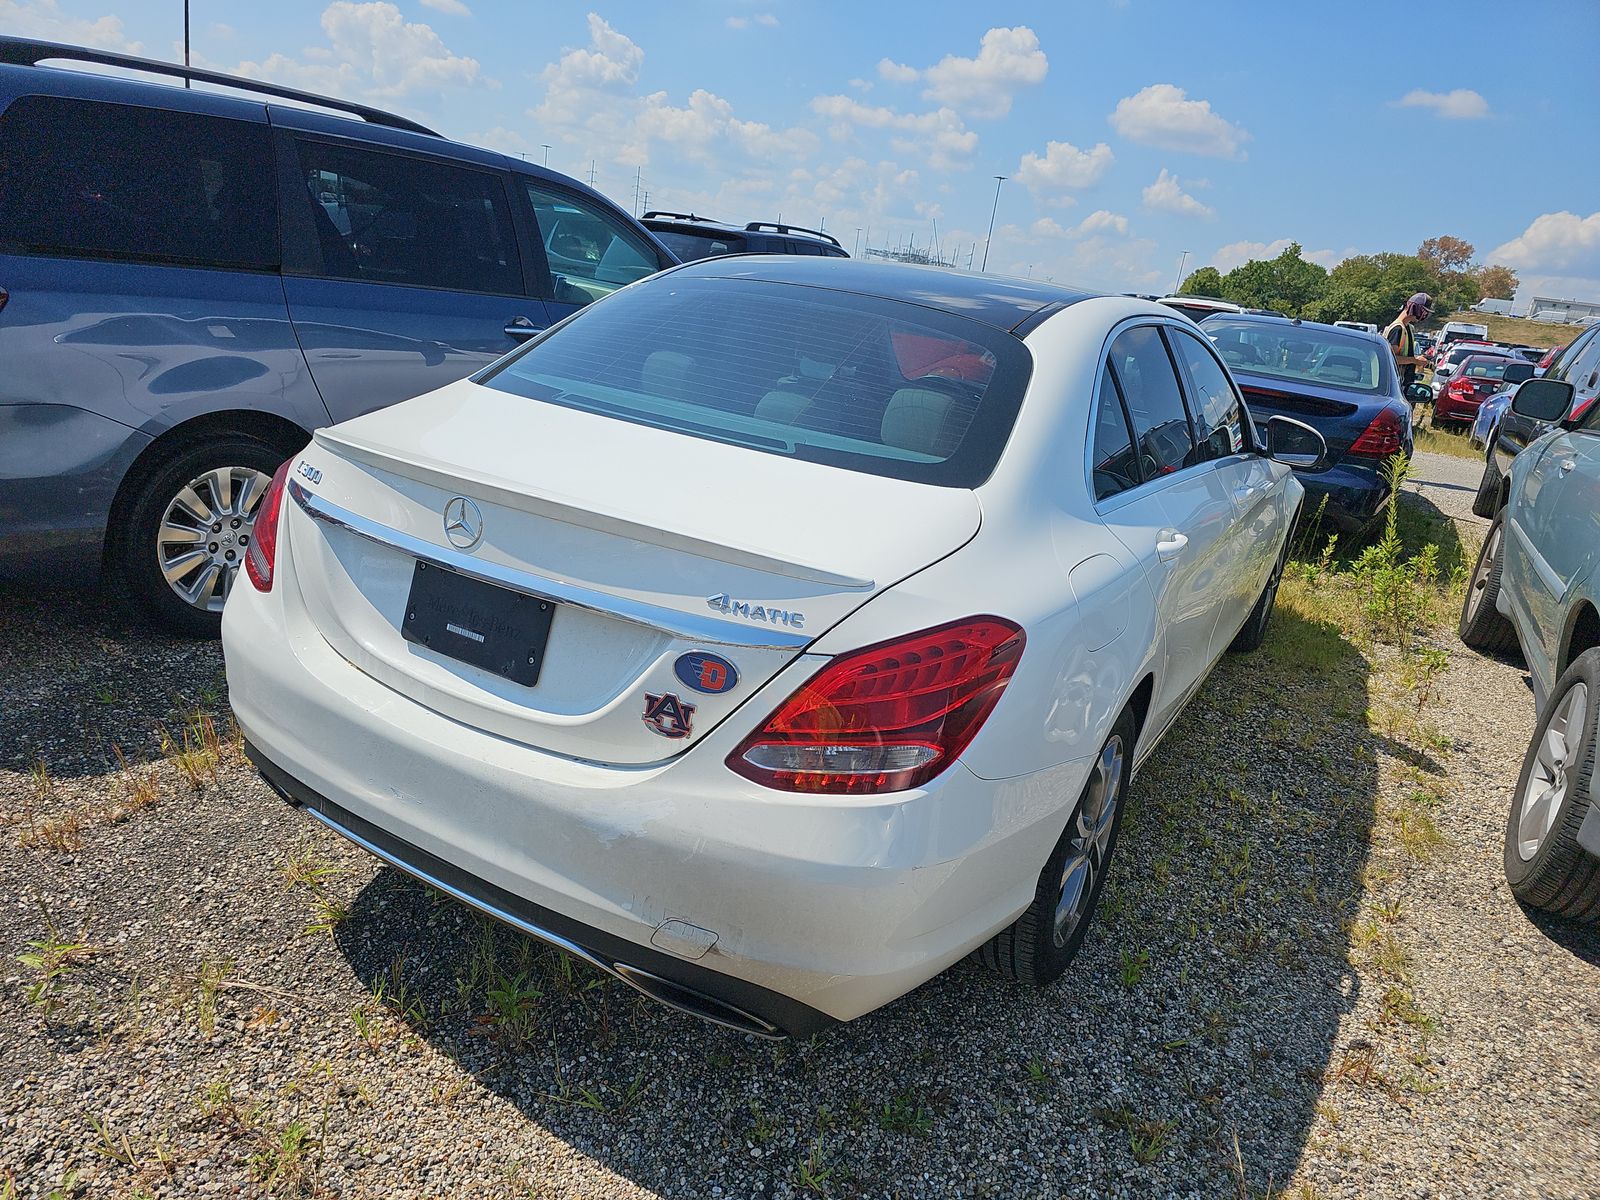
[[663, 256, 1097, 332], [643, 214, 839, 248], [1202, 311, 1381, 339]]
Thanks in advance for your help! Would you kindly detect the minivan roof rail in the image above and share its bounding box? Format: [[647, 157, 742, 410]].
[[743, 221, 843, 249], [0, 37, 441, 138]]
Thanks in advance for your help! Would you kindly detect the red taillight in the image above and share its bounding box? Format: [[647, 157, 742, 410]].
[[1349, 408, 1405, 456], [244, 460, 292, 592], [727, 617, 1025, 795], [1447, 376, 1475, 397]]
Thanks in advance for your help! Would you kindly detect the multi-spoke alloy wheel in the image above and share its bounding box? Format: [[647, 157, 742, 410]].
[[156, 466, 274, 612], [1516, 682, 1586, 862], [1054, 733, 1125, 948]]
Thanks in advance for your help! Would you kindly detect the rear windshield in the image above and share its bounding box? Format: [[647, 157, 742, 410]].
[[1461, 357, 1514, 379], [651, 229, 746, 261], [478, 276, 1031, 487], [1204, 319, 1392, 394]]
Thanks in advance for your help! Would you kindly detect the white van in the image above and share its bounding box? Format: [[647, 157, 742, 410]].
[[1334, 320, 1378, 334], [1440, 320, 1490, 347]]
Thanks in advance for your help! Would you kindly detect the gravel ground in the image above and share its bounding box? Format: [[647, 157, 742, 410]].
[[2, 450, 1596, 1199]]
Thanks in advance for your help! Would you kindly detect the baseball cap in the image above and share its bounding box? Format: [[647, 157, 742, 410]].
[[1406, 293, 1433, 318]]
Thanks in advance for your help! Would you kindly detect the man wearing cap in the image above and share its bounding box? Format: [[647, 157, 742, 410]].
[[1385, 292, 1432, 409]]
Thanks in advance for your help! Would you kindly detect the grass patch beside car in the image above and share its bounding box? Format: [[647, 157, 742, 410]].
[[1412, 421, 1482, 461]]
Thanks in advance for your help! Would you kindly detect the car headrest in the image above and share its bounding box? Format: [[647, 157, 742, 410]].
[[880, 385, 968, 458], [641, 350, 694, 400]]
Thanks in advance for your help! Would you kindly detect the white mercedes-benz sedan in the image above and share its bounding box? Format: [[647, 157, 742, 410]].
[[223, 257, 1322, 1038]]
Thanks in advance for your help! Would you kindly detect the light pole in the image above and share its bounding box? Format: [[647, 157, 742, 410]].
[[854, 227, 863, 256], [541, 144, 551, 167], [1173, 250, 1190, 294], [183, 0, 190, 86], [980, 175, 1006, 273]]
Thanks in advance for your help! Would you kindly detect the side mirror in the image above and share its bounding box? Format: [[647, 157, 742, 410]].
[[1510, 377, 1575, 424], [1502, 362, 1535, 385], [1265, 414, 1329, 472], [1405, 382, 1433, 404]]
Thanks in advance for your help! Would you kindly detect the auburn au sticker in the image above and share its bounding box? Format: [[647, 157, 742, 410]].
[[642, 692, 696, 739]]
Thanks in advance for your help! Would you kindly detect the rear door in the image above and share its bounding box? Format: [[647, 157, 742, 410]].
[[1094, 322, 1237, 729], [276, 128, 544, 423]]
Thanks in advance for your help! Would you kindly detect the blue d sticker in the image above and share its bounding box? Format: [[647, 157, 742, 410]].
[[674, 651, 739, 695]]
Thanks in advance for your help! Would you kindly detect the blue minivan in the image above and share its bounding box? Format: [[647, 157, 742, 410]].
[[0, 38, 675, 634]]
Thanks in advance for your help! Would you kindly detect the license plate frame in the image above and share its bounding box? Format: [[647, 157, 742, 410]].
[[401, 560, 554, 687]]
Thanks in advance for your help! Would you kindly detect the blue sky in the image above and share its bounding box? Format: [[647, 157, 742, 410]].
[[7, 0, 1600, 303]]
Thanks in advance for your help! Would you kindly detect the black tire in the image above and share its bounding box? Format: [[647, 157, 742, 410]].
[[1459, 515, 1520, 655], [1504, 648, 1600, 922], [118, 434, 295, 638], [1229, 529, 1289, 653], [978, 709, 1136, 985], [1471, 450, 1502, 519]]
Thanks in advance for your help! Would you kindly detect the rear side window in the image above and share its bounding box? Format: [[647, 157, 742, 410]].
[[1108, 326, 1196, 475], [1170, 330, 1246, 459], [0, 95, 275, 270], [291, 140, 521, 294], [1092, 362, 1141, 500], [479, 276, 1031, 487], [524, 182, 659, 307], [652, 229, 742, 261]]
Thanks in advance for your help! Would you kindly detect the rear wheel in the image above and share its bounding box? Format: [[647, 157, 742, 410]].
[[1458, 515, 1519, 655], [1472, 450, 1503, 518], [1504, 649, 1600, 921], [978, 710, 1135, 985], [1229, 531, 1289, 653], [119, 435, 292, 638]]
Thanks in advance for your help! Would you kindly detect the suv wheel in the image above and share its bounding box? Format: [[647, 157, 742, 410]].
[[120, 436, 291, 637], [1471, 449, 1503, 519], [1459, 515, 1520, 655], [1504, 648, 1600, 922], [978, 710, 1135, 985]]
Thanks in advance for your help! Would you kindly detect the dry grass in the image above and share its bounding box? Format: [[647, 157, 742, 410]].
[[1437, 310, 1575, 350]]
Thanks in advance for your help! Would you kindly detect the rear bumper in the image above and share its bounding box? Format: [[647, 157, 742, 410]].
[[0, 403, 149, 583], [1432, 394, 1482, 424], [222, 545, 1093, 1031], [1298, 462, 1390, 533]]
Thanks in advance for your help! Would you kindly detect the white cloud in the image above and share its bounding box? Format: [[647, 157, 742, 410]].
[[1032, 217, 1070, 239], [1109, 83, 1250, 159], [1212, 238, 1293, 273], [541, 12, 643, 91], [234, 2, 481, 100], [637, 88, 817, 163], [1141, 168, 1214, 219], [0, 0, 141, 52], [726, 12, 778, 29], [811, 95, 977, 169], [1396, 88, 1489, 120], [1490, 211, 1600, 276], [1077, 210, 1130, 236], [420, 0, 470, 15], [1015, 139, 1114, 197], [876, 26, 1047, 119]]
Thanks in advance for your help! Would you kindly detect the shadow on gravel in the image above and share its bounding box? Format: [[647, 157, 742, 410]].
[[0, 586, 228, 780], [333, 601, 1387, 1197]]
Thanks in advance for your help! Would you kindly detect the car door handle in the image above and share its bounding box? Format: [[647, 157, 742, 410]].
[[1233, 484, 1259, 506], [1156, 529, 1189, 561], [1561, 459, 1576, 473], [504, 316, 542, 340]]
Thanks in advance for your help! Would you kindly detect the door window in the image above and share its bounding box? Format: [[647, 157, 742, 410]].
[[1170, 329, 1246, 459], [1108, 325, 1197, 476], [290, 141, 521, 295], [0, 95, 276, 270], [1546, 327, 1600, 382], [1092, 361, 1142, 500], [523, 183, 659, 308]]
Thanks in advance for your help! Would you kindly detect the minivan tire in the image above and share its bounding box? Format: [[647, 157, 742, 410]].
[[120, 435, 294, 638], [1471, 452, 1502, 519], [1504, 648, 1600, 922], [1459, 515, 1520, 656], [978, 709, 1136, 985]]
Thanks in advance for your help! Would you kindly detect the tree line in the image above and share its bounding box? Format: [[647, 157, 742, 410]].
[[1178, 235, 1519, 327]]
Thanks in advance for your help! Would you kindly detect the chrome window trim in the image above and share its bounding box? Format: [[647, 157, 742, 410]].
[[288, 480, 813, 651]]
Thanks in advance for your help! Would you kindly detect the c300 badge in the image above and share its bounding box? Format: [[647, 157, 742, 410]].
[[642, 692, 696, 739]]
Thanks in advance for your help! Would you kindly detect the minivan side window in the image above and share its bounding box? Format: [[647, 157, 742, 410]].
[[1107, 325, 1197, 475], [1092, 360, 1142, 500], [523, 182, 660, 308], [0, 95, 276, 271], [289, 140, 521, 295], [1169, 328, 1246, 459]]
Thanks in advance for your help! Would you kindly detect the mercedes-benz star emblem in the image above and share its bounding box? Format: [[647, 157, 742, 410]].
[[442, 496, 484, 550]]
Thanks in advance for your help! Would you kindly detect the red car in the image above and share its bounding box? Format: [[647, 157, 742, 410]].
[[1434, 355, 1529, 425]]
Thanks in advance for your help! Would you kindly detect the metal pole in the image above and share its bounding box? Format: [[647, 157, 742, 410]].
[[1173, 250, 1190, 294], [541, 144, 551, 167], [980, 175, 1006, 272], [854, 227, 862, 256], [183, 0, 190, 86]]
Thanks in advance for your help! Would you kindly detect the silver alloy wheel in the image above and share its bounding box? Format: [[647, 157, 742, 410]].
[[155, 466, 274, 612], [1053, 733, 1125, 947], [1467, 522, 1502, 622], [1517, 681, 1588, 862]]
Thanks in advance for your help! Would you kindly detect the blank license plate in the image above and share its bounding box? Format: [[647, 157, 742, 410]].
[[401, 561, 554, 687]]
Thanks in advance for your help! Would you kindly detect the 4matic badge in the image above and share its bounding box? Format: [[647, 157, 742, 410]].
[[642, 691, 696, 739]]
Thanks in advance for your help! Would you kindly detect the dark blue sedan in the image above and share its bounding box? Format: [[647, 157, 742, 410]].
[[1204, 315, 1414, 535]]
